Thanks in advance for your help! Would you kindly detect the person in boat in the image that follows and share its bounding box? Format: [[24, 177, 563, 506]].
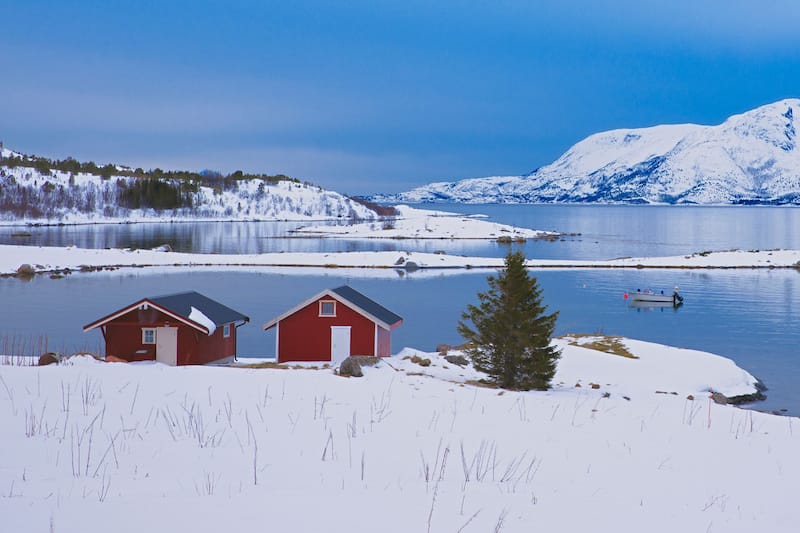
[[672, 286, 683, 305]]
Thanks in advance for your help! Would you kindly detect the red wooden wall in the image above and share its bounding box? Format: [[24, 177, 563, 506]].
[[102, 308, 236, 365], [277, 297, 377, 362]]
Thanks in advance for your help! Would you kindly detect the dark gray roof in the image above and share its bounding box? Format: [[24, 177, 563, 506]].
[[150, 291, 249, 326], [332, 285, 402, 326]]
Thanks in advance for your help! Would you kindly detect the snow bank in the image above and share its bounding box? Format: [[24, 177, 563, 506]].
[[2, 244, 799, 277], [395, 337, 762, 400], [553, 336, 760, 399]]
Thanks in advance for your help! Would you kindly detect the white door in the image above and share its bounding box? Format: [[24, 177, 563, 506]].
[[156, 327, 178, 366], [330, 326, 351, 362]]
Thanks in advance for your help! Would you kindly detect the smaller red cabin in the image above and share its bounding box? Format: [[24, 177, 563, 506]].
[[263, 285, 403, 363], [83, 291, 249, 366]]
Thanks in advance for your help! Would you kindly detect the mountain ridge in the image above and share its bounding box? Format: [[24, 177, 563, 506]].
[[375, 99, 800, 205]]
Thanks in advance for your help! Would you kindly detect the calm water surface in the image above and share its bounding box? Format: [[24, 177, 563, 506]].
[[1, 205, 798, 415], [3, 204, 800, 259], [1, 267, 798, 415]]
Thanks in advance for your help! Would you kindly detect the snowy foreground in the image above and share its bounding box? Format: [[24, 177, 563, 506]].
[[292, 205, 557, 240], [0, 337, 795, 532], [2, 244, 800, 277]]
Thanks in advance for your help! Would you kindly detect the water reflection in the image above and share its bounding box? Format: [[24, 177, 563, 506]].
[[628, 301, 683, 312], [3, 205, 800, 260]]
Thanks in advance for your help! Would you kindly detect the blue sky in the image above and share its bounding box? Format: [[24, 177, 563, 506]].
[[2, 0, 799, 194]]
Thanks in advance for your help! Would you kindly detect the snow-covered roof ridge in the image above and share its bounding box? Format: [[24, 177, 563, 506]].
[[379, 98, 800, 205]]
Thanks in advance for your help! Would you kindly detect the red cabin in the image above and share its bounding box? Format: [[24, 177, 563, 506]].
[[263, 285, 403, 363], [83, 291, 250, 365]]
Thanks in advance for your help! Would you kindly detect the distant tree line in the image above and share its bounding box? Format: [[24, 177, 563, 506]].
[[0, 152, 300, 192], [117, 178, 195, 210]]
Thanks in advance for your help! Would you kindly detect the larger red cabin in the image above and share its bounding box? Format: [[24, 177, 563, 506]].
[[83, 291, 250, 365], [263, 285, 403, 363]]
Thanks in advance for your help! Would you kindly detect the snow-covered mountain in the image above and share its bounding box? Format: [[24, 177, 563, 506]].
[[0, 149, 379, 224], [378, 99, 800, 205]]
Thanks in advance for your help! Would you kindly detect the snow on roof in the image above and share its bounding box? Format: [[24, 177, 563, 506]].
[[149, 291, 249, 327], [83, 290, 249, 333], [188, 306, 216, 336]]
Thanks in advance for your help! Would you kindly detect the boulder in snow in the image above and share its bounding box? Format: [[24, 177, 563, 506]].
[[16, 263, 35, 277], [339, 357, 363, 377], [38, 352, 61, 366]]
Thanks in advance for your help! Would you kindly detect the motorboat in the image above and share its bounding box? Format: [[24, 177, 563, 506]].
[[627, 287, 683, 305]]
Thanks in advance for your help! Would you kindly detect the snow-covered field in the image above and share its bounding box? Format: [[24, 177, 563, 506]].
[[2, 244, 799, 277], [0, 337, 794, 532], [292, 205, 557, 240]]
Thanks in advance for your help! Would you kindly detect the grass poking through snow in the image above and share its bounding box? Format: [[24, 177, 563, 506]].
[[561, 334, 638, 359]]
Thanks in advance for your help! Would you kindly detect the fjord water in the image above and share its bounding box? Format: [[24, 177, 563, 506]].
[[2, 267, 798, 415], [1, 205, 798, 415], [4, 204, 800, 258]]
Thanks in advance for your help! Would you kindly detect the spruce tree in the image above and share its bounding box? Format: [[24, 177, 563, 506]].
[[458, 251, 560, 390]]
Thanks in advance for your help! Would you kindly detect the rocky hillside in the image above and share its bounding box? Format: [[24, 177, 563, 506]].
[[0, 147, 379, 224]]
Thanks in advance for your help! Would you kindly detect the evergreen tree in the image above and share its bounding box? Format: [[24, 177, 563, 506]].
[[458, 251, 560, 390]]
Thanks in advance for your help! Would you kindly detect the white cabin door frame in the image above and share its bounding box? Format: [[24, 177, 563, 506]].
[[330, 326, 351, 363], [156, 327, 178, 366]]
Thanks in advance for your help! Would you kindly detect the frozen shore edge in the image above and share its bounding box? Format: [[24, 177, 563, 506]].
[[2, 245, 800, 278]]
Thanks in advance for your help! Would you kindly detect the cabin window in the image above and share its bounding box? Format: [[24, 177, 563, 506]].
[[319, 300, 336, 317], [223, 324, 231, 338], [142, 328, 156, 344]]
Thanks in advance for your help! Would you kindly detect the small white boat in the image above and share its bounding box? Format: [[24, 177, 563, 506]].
[[628, 287, 683, 305]]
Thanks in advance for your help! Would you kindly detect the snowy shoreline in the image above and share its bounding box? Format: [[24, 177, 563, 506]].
[[2, 244, 799, 277], [290, 204, 559, 240], [0, 204, 560, 241]]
